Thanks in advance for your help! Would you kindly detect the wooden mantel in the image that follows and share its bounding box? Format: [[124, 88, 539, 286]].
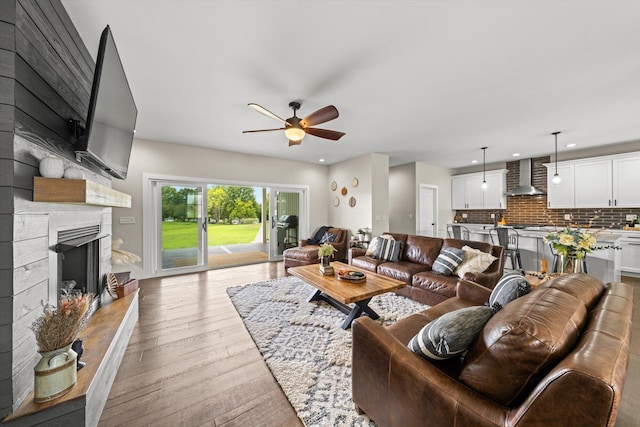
[[33, 177, 131, 208]]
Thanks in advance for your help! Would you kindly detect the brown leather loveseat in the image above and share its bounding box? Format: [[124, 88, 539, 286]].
[[352, 274, 633, 426], [349, 232, 505, 306]]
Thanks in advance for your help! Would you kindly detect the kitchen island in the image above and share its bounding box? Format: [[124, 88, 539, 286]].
[[448, 223, 623, 283]]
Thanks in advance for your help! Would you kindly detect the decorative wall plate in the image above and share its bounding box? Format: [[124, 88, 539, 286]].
[[331, 181, 337, 191], [349, 196, 356, 207], [333, 196, 340, 207], [341, 187, 348, 196], [351, 177, 359, 187]]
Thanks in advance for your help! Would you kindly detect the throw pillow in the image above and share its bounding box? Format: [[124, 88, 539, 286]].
[[488, 273, 531, 311], [365, 234, 394, 257], [319, 231, 338, 244], [455, 246, 498, 279], [408, 306, 495, 360], [373, 238, 403, 262], [432, 247, 465, 276]]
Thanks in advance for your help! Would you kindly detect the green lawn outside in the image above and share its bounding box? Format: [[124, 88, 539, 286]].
[[161, 221, 262, 250]]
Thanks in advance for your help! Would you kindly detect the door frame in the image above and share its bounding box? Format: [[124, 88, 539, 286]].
[[142, 173, 309, 277], [418, 184, 438, 237], [268, 188, 306, 261]]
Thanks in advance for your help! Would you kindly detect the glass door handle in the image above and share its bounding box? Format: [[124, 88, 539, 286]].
[[202, 217, 207, 232]]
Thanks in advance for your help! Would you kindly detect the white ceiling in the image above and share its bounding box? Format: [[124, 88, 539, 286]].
[[61, 0, 640, 169]]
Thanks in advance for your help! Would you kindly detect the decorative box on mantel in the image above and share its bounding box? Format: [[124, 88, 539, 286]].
[[33, 177, 131, 208]]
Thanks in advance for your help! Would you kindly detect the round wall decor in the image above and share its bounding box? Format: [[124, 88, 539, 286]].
[[341, 187, 348, 196], [331, 181, 337, 191], [333, 196, 340, 207], [349, 196, 356, 207], [351, 177, 359, 187]]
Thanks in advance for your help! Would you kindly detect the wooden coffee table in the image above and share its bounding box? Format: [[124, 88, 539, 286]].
[[288, 261, 406, 329]]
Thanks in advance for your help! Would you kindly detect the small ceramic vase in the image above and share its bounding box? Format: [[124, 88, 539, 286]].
[[63, 167, 84, 179], [39, 156, 65, 178]]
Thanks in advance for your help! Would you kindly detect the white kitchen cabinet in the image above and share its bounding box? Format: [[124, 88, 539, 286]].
[[574, 159, 612, 208], [546, 163, 574, 208], [619, 234, 640, 274], [546, 151, 640, 209], [483, 171, 507, 209], [451, 170, 506, 210], [612, 155, 640, 207]]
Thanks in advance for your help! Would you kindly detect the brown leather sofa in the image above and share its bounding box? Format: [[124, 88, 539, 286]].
[[349, 232, 505, 306], [283, 227, 348, 270], [352, 274, 633, 427]]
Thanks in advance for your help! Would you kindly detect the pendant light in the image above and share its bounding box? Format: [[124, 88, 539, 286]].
[[481, 147, 488, 190], [551, 132, 561, 185]]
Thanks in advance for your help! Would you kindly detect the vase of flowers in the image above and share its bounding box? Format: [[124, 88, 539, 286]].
[[31, 292, 93, 402], [544, 228, 607, 273]]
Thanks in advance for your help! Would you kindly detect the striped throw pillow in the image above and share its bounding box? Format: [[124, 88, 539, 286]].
[[488, 273, 531, 311], [374, 239, 403, 262], [433, 247, 465, 276]]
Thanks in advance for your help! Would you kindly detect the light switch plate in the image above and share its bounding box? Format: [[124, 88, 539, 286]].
[[564, 214, 572, 220], [462, 213, 468, 218], [626, 214, 638, 221], [119, 216, 135, 224]]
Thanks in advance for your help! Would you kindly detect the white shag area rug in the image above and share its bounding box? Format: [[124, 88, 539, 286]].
[[227, 276, 426, 427]]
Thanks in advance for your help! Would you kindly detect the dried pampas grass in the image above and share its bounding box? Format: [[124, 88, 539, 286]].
[[111, 238, 141, 265]]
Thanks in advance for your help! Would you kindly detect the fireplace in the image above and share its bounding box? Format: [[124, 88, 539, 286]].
[[55, 225, 106, 308]]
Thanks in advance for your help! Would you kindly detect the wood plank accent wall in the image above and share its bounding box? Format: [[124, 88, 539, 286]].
[[455, 156, 636, 228], [0, 1, 118, 417]]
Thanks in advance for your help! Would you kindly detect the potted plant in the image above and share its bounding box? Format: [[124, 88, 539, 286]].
[[318, 243, 337, 267], [356, 228, 370, 241], [30, 291, 94, 402]]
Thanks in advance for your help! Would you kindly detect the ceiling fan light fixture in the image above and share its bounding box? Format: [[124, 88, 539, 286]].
[[284, 127, 305, 142]]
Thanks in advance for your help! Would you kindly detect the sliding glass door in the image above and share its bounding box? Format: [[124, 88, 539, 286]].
[[268, 189, 303, 260], [154, 181, 208, 274]]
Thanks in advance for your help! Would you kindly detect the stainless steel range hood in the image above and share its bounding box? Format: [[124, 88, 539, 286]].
[[504, 159, 545, 196]]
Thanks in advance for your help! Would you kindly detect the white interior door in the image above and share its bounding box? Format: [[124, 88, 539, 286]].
[[418, 185, 438, 236]]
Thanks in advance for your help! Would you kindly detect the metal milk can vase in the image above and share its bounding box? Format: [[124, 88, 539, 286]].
[[34, 343, 77, 402]]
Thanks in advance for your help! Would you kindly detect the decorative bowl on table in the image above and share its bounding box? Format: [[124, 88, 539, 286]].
[[337, 269, 366, 283]]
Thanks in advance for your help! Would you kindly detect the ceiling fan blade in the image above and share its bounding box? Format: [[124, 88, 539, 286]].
[[304, 127, 345, 141], [300, 105, 339, 127], [242, 128, 286, 134], [248, 103, 289, 126], [288, 139, 302, 147]]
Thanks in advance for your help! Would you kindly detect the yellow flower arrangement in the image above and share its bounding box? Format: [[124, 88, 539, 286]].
[[544, 228, 607, 259]]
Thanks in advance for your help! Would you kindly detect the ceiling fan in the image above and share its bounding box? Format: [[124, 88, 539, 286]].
[[243, 101, 345, 146]]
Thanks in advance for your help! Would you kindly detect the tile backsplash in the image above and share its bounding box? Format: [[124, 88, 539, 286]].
[[455, 156, 639, 229]]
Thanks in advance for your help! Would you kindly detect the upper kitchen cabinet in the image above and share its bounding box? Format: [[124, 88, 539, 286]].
[[613, 155, 640, 207], [545, 152, 640, 208], [546, 163, 575, 208], [451, 170, 506, 210], [574, 159, 612, 208]]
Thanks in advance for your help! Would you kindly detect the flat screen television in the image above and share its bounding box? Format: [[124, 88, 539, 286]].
[[75, 25, 137, 180]]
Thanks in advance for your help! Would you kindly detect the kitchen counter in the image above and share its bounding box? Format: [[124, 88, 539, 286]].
[[449, 223, 622, 282]]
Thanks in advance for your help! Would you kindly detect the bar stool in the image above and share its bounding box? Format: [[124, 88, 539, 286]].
[[490, 227, 523, 272], [447, 224, 470, 240]]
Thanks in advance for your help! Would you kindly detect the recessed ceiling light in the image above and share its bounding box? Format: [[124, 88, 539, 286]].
[[566, 143, 576, 148], [512, 153, 520, 157], [319, 158, 325, 162], [471, 160, 478, 164]]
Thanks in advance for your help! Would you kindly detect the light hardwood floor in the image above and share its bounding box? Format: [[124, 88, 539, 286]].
[[98, 265, 639, 426]]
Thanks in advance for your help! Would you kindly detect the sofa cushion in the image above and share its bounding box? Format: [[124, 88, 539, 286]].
[[488, 272, 531, 311], [377, 261, 429, 285], [374, 239, 403, 262], [403, 235, 443, 266], [455, 246, 497, 278], [432, 247, 465, 276], [365, 234, 394, 257], [459, 287, 588, 406], [408, 306, 494, 360]]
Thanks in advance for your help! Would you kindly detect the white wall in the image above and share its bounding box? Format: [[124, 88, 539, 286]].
[[328, 153, 389, 237], [111, 138, 329, 275], [416, 162, 454, 237], [389, 163, 416, 234]]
